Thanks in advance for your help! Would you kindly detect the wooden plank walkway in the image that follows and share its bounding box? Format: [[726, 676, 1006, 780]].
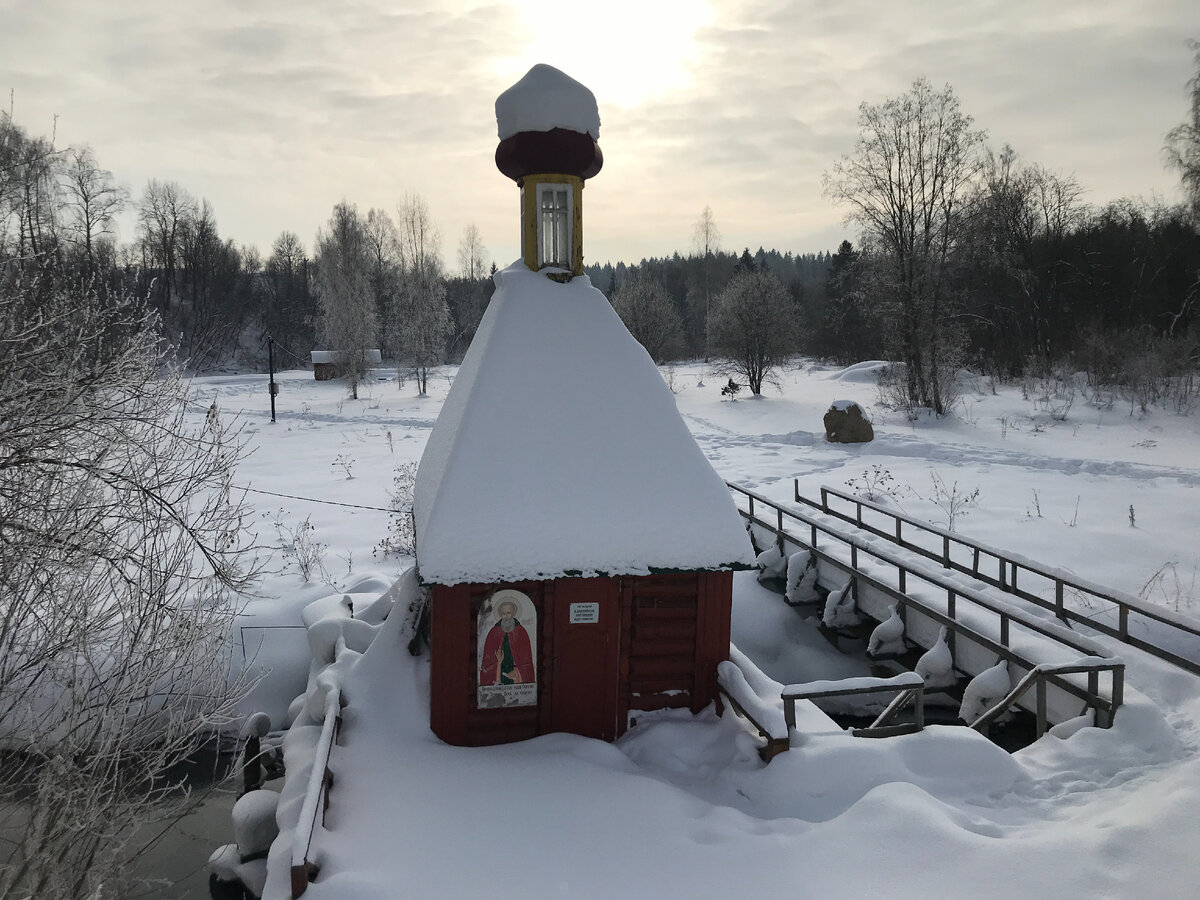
[[727, 482, 1136, 736]]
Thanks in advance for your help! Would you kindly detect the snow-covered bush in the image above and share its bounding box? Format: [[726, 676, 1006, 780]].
[[375, 462, 418, 558], [0, 270, 259, 898], [845, 465, 907, 504], [924, 470, 981, 532], [275, 512, 329, 582]]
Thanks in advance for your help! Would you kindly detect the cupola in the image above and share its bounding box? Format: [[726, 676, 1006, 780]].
[[494, 64, 603, 277]]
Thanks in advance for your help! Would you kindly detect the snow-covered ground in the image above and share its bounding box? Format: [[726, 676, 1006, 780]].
[[197, 356, 1200, 899]]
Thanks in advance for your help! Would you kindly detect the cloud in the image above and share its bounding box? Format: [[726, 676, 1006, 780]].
[[1, 0, 1195, 264]]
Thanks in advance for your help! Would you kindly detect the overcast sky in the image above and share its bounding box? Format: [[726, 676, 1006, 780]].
[[2, 0, 1196, 269]]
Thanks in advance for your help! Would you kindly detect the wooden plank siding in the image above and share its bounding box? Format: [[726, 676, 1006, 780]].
[[429, 571, 734, 747]]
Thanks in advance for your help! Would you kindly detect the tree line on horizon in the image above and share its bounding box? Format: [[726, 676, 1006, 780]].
[[2, 40, 1199, 414]]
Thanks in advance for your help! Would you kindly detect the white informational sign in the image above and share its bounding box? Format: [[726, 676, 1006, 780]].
[[569, 602, 600, 624]]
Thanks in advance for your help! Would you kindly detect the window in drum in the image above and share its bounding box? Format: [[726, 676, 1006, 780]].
[[538, 184, 571, 268]]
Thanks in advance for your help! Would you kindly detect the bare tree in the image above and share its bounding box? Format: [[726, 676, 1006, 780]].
[[391, 193, 450, 395], [449, 223, 490, 355], [824, 78, 985, 414], [967, 145, 1086, 372], [0, 269, 258, 899], [1165, 39, 1200, 222], [0, 113, 60, 265], [612, 269, 685, 364], [262, 230, 314, 353], [692, 205, 721, 355], [707, 269, 796, 395], [314, 201, 378, 399], [364, 206, 400, 328], [60, 146, 126, 276], [138, 179, 196, 318]]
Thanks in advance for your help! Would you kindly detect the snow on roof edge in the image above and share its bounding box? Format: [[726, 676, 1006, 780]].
[[495, 63, 600, 141]]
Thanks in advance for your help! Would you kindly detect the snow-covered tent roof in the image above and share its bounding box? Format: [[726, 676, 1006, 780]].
[[414, 263, 755, 586]]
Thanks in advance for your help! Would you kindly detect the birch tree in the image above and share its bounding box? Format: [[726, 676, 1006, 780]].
[[60, 146, 126, 277], [137, 179, 196, 319], [391, 193, 450, 395], [692, 205, 721, 355], [448, 223, 490, 358], [314, 201, 378, 399], [612, 269, 684, 364], [1165, 40, 1200, 222]]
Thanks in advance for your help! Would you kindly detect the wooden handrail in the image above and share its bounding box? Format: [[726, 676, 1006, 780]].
[[290, 686, 343, 898], [716, 656, 790, 761], [804, 483, 1200, 675], [969, 659, 1125, 737], [782, 672, 925, 737], [732, 482, 1103, 658], [727, 482, 1124, 726]]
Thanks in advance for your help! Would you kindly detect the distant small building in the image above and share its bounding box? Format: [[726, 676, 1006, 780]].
[[310, 349, 382, 381], [413, 65, 755, 748]]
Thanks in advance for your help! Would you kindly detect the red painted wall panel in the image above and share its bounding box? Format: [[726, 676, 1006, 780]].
[[429, 570, 734, 747]]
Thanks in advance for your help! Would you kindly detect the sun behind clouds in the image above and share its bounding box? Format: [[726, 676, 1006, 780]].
[[495, 0, 715, 110]]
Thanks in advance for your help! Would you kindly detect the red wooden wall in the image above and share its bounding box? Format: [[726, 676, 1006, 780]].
[[429, 570, 733, 747]]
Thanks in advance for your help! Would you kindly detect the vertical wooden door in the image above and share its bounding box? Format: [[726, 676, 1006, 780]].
[[550, 578, 621, 740]]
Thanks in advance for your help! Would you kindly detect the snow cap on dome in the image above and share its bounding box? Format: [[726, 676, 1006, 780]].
[[495, 64, 600, 141]]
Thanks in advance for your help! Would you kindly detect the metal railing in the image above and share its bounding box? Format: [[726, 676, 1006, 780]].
[[290, 686, 344, 898], [801, 483, 1200, 676], [727, 482, 1125, 728]]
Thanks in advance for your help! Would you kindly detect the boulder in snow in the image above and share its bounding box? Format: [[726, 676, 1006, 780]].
[[823, 400, 874, 443]]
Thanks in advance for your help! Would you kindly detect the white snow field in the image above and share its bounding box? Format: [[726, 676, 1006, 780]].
[[198, 338, 1200, 899]]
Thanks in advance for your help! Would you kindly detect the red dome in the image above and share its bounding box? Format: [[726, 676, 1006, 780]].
[[495, 128, 603, 182]]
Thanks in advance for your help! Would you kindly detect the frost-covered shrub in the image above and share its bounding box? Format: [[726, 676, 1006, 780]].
[[0, 268, 260, 897], [375, 462, 418, 558]]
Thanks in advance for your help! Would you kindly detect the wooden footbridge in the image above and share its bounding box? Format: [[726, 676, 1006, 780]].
[[718, 481, 1200, 759]]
